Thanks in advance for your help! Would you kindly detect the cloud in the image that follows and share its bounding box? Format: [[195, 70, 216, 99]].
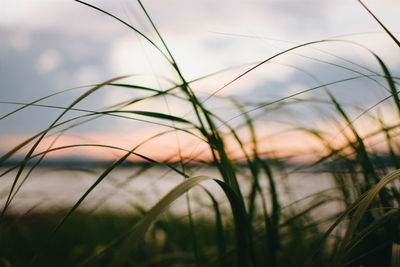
[[36, 49, 62, 73]]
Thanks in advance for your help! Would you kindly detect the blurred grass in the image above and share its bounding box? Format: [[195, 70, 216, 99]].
[[0, 211, 228, 267]]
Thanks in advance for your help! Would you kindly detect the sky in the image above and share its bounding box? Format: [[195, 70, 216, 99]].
[[1, 0, 399, 162]]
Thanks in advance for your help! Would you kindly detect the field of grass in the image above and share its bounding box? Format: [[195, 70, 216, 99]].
[[1, 0, 400, 266]]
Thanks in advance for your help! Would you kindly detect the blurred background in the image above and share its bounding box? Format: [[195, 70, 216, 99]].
[[1, 0, 399, 162]]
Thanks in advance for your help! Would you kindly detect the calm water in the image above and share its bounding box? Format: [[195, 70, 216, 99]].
[[0, 166, 340, 218]]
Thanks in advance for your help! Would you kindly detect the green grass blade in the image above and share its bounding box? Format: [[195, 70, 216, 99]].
[[331, 169, 400, 267], [225, 74, 381, 124], [1, 76, 128, 217], [202, 187, 227, 267], [203, 40, 330, 102], [374, 54, 400, 116], [74, 0, 173, 64], [80, 176, 212, 265], [215, 179, 252, 267], [109, 110, 192, 124], [0, 85, 97, 121], [326, 90, 379, 187]]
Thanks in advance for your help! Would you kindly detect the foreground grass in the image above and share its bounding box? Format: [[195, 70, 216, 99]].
[[0, 209, 330, 267]]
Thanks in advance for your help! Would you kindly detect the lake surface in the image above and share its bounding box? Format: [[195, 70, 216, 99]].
[[0, 166, 341, 219]]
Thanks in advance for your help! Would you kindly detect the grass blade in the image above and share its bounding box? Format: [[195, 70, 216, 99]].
[[357, 0, 400, 47]]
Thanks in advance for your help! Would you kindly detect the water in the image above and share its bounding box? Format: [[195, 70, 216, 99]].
[[0, 166, 340, 219]]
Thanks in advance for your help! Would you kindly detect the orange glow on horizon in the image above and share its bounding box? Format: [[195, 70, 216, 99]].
[[1, 117, 397, 165]]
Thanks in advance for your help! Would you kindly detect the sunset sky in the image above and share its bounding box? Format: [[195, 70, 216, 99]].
[[1, 0, 399, 162]]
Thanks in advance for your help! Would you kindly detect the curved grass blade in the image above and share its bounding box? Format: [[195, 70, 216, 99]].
[[326, 90, 379, 186], [345, 209, 400, 256], [374, 54, 400, 116], [74, 0, 173, 64], [1, 108, 202, 222], [202, 40, 331, 103], [0, 84, 99, 121], [79, 177, 253, 267], [5, 141, 188, 207], [0, 102, 203, 171], [79, 176, 212, 266], [136, 0, 181, 75], [303, 170, 400, 267], [331, 169, 400, 267], [30, 146, 189, 265], [213, 31, 397, 85], [108, 110, 192, 124], [225, 74, 382, 125], [1, 75, 129, 217]]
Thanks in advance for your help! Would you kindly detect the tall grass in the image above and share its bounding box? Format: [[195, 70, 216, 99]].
[[0, 0, 399, 266]]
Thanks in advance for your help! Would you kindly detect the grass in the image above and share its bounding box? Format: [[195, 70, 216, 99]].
[[1, 0, 400, 266]]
